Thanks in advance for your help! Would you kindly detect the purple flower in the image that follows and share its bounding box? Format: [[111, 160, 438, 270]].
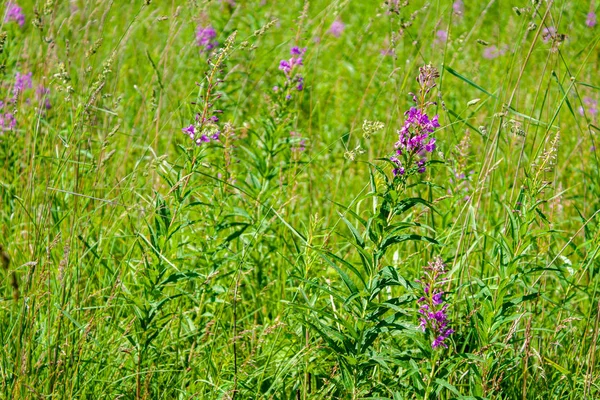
[[579, 97, 598, 117], [13, 72, 33, 96], [295, 75, 304, 91], [181, 122, 221, 146], [587, 12, 597, 28], [453, 0, 464, 15], [392, 108, 439, 173], [482, 45, 508, 59], [279, 60, 292, 74], [542, 26, 557, 43], [416, 257, 454, 349], [196, 25, 218, 52], [390, 65, 440, 176], [436, 30, 448, 43], [290, 131, 306, 152], [290, 46, 306, 56], [277, 47, 308, 97], [425, 138, 436, 152], [328, 19, 345, 38], [36, 85, 51, 110], [380, 48, 395, 57], [5, 2, 25, 27], [432, 329, 455, 348], [0, 112, 16, 131], [182, 124, 196, 139]]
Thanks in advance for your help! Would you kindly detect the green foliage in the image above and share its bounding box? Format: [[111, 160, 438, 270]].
[[1, 0, 600, 399]]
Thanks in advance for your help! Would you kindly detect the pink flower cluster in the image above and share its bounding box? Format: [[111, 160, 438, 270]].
[[5, 2, 25, 27], [391, 108, 438, 175], [1, 72, 50, 132], [390, 64, 440, 176], [196, 25, 218, 52], [417, 257, 454, 349], [182, 123, 220, 146], [278, 46, 307, 94]]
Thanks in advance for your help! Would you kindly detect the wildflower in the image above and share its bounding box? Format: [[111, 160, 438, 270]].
[[0, 112, 17, 131], [277, 46, 307, 94], [181, 122, 220, 146], [417, 257, 454, 349], [328, 19, 345, 38], [295, 77, 304, 91], [586, 12, 597, 28], [578, 97, 598, 117], [290, 131, 306, 152], [36, 86, 51, 110], [5, 2, 25, 27], [542, 26, 557, 43], [380, 48, 395, 57], [453, 0, 464, 16], [390, 64, 440, 176], [436, 30, 448, 44], [391, 107, 438, 173], [290, 46, 306, 56], [196, 25, 218, 52], [182, 124, 196, 139], [483, 45, 507, 59], [13, 72, 33, 96], [279, 60, 292, 74]]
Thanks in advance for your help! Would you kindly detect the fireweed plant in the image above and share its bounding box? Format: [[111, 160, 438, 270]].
[[274, 46, 307, 101], [181, 30, 234, 147], [293, 64, 453, 397], [390, 64, 440, 180], [417, 257, 454, 348]]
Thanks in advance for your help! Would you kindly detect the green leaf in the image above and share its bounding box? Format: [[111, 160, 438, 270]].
[[380, 234, 439, 253], [317, 251, 360, 294], [394, 197, 438, 216], [159, 271, 203, 286], [338, 211, 365, 248], [435, 378, 461, 396], [444, 65, 495, 98]]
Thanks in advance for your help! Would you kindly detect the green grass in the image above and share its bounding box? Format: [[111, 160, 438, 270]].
[[1, 0, 600, 398]]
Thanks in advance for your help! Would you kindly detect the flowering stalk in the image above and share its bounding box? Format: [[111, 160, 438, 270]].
[[586, 11, 597, 28], [328, 19, 345, 38], [196, 25, 218, 52], [275, 46, 306, 100], [390, 64, 440, 178], [417, 257, 454, 349], [1, 71, 45, 132], [5, 2, 25, 27], [181, 31, 236, 146]]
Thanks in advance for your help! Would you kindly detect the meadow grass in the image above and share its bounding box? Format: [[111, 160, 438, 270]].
[[1, 0, 599, 398]]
